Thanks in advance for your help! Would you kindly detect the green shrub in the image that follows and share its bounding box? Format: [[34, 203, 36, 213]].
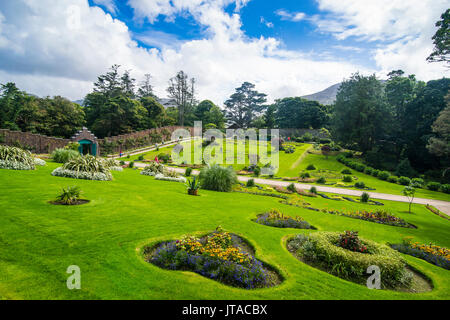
[[246, 179, 255, 187], [411, 178, 424, 188], [371, 169, 380, 177], [355, 164, 366, 172], [427, 182, 441, 191], [52, 155, 112, 181], [309, 186, 317, 194], [185, 167, 192, 177], [342, 175, 353, 183], [199, 165, 237, 192], [65, 142, 80, 151], [129, 161, 134, 168], [387, 176, 399, 184], [361, 192, 370, 203], [253, 166, 261, 177], [0, 145, 36, 170], [378, 171, 390, 180], [363, 167, 373, 175], [287, 232, 411, 288], [51, 148, 79, 163], [341, 169, 352, 175], [138, 155, 144, 161], [398, 176, 411, 186], [316, 177, 326, 184], [287, 183, 296, 192], [300, 172, 310, 179], [119, 160, 125, 166], [157, 153, 170, 163], [57, 186, 82, 205], [306, 164, 316, 170], [441, 184, 450, 194], [354, 181, 366, 189]]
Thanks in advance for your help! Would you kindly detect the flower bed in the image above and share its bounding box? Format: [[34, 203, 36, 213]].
[[0, 145, 36, 170], [154, 173, 186, 183], [391, 239, 450, 270], [287, 232, 413, 288], [255, 208, 314, 229], [51, 155, 112, 181], [34, 158, 46, 166], [144, 229, 281, 289], [51, 167, 112, 181]]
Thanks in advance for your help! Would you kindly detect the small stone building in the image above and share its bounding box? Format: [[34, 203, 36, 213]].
[[71, 127, 100, 156]]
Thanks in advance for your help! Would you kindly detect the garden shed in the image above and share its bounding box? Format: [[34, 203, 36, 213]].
[[71, 127, 100, 156]]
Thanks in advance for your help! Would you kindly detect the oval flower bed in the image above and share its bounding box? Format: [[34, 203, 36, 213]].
[[255, 208, 315, 229], [287, 231, 431, 291], [143, 228, 282, 289]]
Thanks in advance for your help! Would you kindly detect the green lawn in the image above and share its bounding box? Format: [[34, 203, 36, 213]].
[[0, 162, 449, 299]]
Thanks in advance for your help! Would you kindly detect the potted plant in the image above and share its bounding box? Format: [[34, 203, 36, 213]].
[[186, 176, 200, 195]]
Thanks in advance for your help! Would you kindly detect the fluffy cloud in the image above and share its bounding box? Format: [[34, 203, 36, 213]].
[[275, 9, 306, 22], [0, 0, 369, 103], [312, 0, 449, 79]]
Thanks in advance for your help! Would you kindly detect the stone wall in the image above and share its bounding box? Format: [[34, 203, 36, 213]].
[[0, 129, 69, 154]]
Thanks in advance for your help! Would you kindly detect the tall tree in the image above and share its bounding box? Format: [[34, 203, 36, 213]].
[[93, 64, 123, 98], [140, 96, 165, 128], [276, 97, 327, 129], [427, 8, 450, 64], [120, 70, 136, 98], [137, 74, 156, 99], [332, 73, 390, 152], [224, 82, 267, 128], [167, 71, 195, 126], [264, 104, 276, 128]]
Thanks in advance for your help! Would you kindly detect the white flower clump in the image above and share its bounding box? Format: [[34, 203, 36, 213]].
[[141, 170, 156, 176], [109, 166, 123, 171], [154, 173, 187, 183], [51, 167, 113, 181], [0, 159, 35, 170], [34, 157, 46, 166]]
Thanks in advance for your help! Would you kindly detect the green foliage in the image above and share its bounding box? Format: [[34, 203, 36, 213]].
[[0, 145, 35, 170], [51, 148, 79, 163], [427, 182, 442, 191], [306, 164, 316, 170], [129, 161, 134, 168], [186, 176, 201, 193], [65, 142, 80, 151], [63, 155, 109, 173], [378, 171, 391, 180], [427, 9, 450, 63], [157, 153, 170, 163], [276, 97, 328, 129], [441, 184, 450, 194], [388, 176, 399, 184], [355, 163, 366, 172], [402, 186, 416, 213], [246, 179, 255, 187], [361, 192, 370, 203], [338, 231, 368, 253], [199, 165, 237, 192], [57, 186, 82, 205], [309, 186, 317, 194], [398, 176, 411, 186], [300, 172, 310, 179], [288, 232, 411, 288], [342, 175, 353, 183], [287, 183, 296, 192], [341, 168, 352, 175], [253, 166, 261, 177], [138, 155, 144, 161], [395, 159, 416, 178], [185, 167, 192, 177], [354, 181, 366, 189], [363, 167, 373, 175], [411, 178, 424, 188], [371, 169, 380, 177], [316, 177, 326, 184]]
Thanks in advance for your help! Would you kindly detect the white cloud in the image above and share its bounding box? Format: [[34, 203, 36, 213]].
[[312, 0, 449, 79], [275, 9, 306, 22], [260, 16, 274, 28], [0, 0, 370, 103], [92, 0, 118, 14]]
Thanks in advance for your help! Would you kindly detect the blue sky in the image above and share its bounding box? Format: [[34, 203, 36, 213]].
[[0, 0, 447, 103]]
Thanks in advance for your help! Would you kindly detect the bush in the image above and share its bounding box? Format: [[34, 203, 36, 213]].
[[119, 160, 125, 166], [411, 178, 424, 188], [287, 183, 296, 192], [338, 231, 368, 253], [427, 182, 441, 191], [361, 192, 370, 203], [355, 164, 366, 172], [395, 158, 416, 178], [141, 162, 165, 176], [185, 167, 192, 177], [138, 155, 144, 161], [51, 148, 79, 164], [306, 164, 316, 170], [34, 158, 46, 166], [246, 178, 255, 187], [319, 138, 332, 144], [300, 172, 310, 179], [341, 169, 352, 175], [371, 169, 380, 177], [441, 184, 450, 194], [57, 186, 82, 205], [0, 145, 36, 170], [157, 153, 170, 163], [288, 232, 412, 288], [199, 165, 237, 192], [378, 171, 391, 180], [316, 177, 326, 184], [309, 186, 317, 194], [354, 181, 365, 189], [363, 167, 373, 175], [398, 176, 411, 186], [343, 175, 353, 183], [129, 161, 135, 168], [52, 155, 112, 181], [51, 167, 112, 181], [387, 176, 399, 184], [253, 166, 261, 177]]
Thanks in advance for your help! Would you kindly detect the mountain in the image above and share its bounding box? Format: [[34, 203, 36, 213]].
[[73, 99, 84, 106], [301, 83, 341, 105]]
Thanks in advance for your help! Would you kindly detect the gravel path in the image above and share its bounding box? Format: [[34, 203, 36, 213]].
[[130, 162, 450, 216]]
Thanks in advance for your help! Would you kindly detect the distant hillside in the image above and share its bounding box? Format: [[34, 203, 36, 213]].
[[301, 83, 341, 105], [73, 99, 84, 106]]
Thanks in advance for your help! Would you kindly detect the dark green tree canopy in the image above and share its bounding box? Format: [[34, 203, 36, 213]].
[[275, 97, 327, 129], [427, 8, 450, 64]]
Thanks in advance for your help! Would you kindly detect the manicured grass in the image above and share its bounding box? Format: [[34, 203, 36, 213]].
[[0, 162, 449, 299], [296, 153, 450, 201]]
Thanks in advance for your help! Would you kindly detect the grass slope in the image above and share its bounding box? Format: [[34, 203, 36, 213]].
[[1, 162, 448, 299]]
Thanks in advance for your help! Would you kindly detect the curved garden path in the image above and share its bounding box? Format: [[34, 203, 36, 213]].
[[129, 161, 450, 216]]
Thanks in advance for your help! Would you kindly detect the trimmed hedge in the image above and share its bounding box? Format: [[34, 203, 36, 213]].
[[288, 232, 412, 288]]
